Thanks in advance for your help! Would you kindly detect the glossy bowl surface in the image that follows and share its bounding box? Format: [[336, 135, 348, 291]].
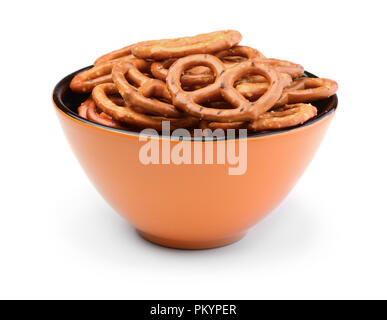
[[53, 67, 337, 249]]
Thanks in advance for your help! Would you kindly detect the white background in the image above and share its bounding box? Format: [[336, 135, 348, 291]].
[[0, 0, 386, 300]]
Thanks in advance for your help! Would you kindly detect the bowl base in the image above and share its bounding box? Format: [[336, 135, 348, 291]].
[[137, 230, 247, 250]]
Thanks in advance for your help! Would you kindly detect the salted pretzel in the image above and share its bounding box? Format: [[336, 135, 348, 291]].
[[201, 103, 318, 131], [236, 73, 292, 100], [151, 59, 214, 88], [70, 31, 339, 134], [167, 55, 283, 122], [94, 45, 134, 65], [152, 59, 214, 86], [92, 83, 199, 131], [260, 58, 304, 79], [249, 103, 318, 131], [151, 46, 263, 88], [275, 77, 338, 106], [233, 58, 304, 85], [77, 98, 123, 129], [152, 49, 301, 101], [151, 50, 292, 87], [215, 45, 265, 62], [236, 76, 337, 105], [70, 56, 148, 93], [112, 61, 182, 117], [132, 30, 242, 60]]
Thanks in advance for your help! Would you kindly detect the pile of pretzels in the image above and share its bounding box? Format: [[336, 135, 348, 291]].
[[71, 30, 338, 133]]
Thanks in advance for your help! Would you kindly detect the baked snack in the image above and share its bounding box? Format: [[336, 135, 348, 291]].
[[70, 30, 338, 133]]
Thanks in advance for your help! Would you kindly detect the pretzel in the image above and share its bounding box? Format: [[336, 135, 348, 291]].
[[70, 56, 148, 93], [151, 59, 212, 82], [151, 51, 292, 88], [201, 103, 318, 131], [78, 100, 88, 118], [70, 31, 339, 134], [167, 55, 283, 122], [112, 61, 182, 117], [236, 73, 292, 100], [275, 77, 338, 106], [132, 30, 242, 60], [215, 45, 265, 62], [236, 76, 337, 105], [235, 74, 267, 84], [94, 45, 134, 65], [151, 46, 263, 88], [77, 98, 123, 128], [248, 103, 318, 131], [233, 58, 304, 84], [260, 58, 304, 79], [150, 59, 174, 80], [92, 83, 199, 130], [151, 59, 214, 89], [202, 100, 235, 109]]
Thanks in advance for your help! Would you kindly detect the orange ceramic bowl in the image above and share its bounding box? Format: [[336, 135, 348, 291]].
[[53, 67, 337, 249]]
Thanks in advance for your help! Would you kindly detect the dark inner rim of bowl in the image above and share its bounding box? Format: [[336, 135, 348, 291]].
[[53, 66, 338, 141]]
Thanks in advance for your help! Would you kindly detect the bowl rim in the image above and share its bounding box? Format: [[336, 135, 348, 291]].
[[53, 66, 338, 141]]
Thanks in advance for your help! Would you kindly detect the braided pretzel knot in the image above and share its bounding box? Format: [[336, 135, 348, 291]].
[[167, 55, 283, 122], [201, 103, 318, 131], [132, 30, 242, 60], [92, 83, 199, 131], [70, 56, 148, 93], [112, 61, 182, 117]]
